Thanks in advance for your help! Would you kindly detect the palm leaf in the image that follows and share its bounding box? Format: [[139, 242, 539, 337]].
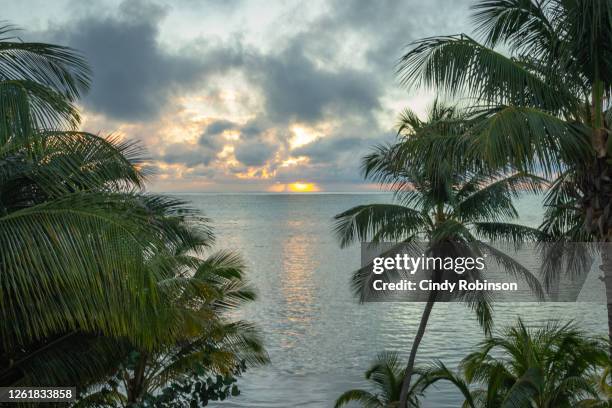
[[397, 34, 577, 112], [333, 204, 427, 247], [0, 25, 90, 100], [334, 389, 381, 408]]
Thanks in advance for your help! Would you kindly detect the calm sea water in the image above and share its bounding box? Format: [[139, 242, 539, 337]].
[[172, 193, 606, 408]]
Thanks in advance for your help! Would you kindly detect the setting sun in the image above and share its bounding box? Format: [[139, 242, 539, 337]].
[[266, 182, 320, 193], [267, 182, 320, 192], [288, 182, 319, 192]]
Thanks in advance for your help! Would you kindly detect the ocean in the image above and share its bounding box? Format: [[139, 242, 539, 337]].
[[172, 192, 607, 407]]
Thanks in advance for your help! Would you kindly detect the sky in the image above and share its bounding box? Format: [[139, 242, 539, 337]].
[[4, 0, 472, 192]]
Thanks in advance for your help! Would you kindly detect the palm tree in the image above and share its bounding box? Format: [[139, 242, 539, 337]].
[[0, 24, 269, 400], [334, 101, 545, 407], [395, 0, 612, 350], [73, 251, 268, 407], [0, 24, 224, 388], [420, 320, 609, 407], [335, 351, 423, 408]]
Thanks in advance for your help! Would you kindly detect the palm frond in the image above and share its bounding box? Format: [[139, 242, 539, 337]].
[[471, 0, 559, 59], [472, 222, 545, 244], [397, 34, 577, 112], [333, 204, 427, 248], [476, 241, 545, 299], [334, 389, 381, 408], [0, 192, 206, 349], [0, 24, 91, 100], [455, 172, 546, 222], [420, 360, 477, 408], [467, 106, 591, 176]]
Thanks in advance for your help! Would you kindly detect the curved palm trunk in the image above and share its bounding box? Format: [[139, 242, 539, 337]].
[[399, 289, 437, 407], [590, 76, 612, 355], [585, 161, 612, 357]]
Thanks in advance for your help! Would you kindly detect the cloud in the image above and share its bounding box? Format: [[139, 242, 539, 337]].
[[292, 135, 368, 164], [239, 120, 266, 139], [13, 0, 472, 191], [162, 122, 227, 167], [198, 119, 238, 151], [234, 141, 275, 167], [161, 142, 220, 167], [41, 0, 390, 127], [306, 0, 472, 71], [44, 0, 244, 121], [284, 128, 395, 184], [202, 119, 238, 137], [231, 118, 280, 166], [250, 42, 382, 123]]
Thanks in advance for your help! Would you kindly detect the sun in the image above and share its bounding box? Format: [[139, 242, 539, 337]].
[[287, 182, 320, 192], [267, 181, 321, 193]]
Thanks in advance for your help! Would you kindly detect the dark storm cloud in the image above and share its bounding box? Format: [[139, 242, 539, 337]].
[[231, 118, 279, 166], [251, 42, 382, 123], [43, 0, 244, 121], [199, 119, 238, 150], [274, 161, 365, 184], [41, 0, 386, 127], [36, 0, 452, 127], [203, 119, 238, 137], [234, 141, 275, 167], [240, 120, 265, 139]]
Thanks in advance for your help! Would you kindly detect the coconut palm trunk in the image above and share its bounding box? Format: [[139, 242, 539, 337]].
[[399, 289, 437, 407], [127, 352, 148, 405], [588, 71, 612, 350], [593, 72, 612, 351], [591, 77, 606, 158]]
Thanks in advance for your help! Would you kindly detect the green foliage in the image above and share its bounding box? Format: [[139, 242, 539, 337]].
[[419, 319, 610, 407], [334, 101, 544, 325], [334, 352, 423, 408], [394, 0, 612, 360], [141, 371, 242, 408], [0, 24, 90, 139], [342, 321, 610, 408], [334, 101, 548, 407], [0, 22, 267, 407], [78, 358, 247, 408], [394, 0, 612, 219], [394, 0, 612, 197], [70, 248, 268, 406]]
